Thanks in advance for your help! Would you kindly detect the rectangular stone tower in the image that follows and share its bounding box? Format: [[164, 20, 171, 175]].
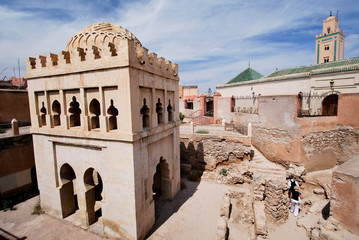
[[315, 14, 345, 64], [25, 23, 180, 240]]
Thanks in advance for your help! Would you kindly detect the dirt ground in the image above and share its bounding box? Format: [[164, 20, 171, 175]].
[[0, 177, 313, 240]]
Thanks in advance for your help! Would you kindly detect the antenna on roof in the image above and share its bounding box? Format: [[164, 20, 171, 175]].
[[248, 60, 250, 68], [336, 10, 339, 19], [330, 10, 332, 17], [18, 58, 21, 78]]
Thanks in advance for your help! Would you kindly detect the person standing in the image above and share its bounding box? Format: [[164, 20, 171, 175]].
[[290, 186, 303, 217], [288, 175, 299, 198]]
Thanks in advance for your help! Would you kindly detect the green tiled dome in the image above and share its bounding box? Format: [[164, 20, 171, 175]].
[[227, 67, 264, 84]]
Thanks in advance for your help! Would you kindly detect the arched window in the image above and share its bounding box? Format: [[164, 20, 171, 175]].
[[322, 94, 338, 116], [156, 98, 163, 124], [52, 100, 61, 126], [107, 99, 118, 130], [167, 100, 173, 122], [140, 98, 150, 128], [40, 102, 47, 126], [89, 99, 101, 129], [69, 96, 81, 127]]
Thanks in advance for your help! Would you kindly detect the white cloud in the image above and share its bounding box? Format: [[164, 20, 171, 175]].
[[0, 0, 358, 92]]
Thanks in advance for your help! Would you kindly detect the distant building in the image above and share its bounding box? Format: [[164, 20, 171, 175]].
[[9, 77, 27, 89], [179, 85, 198, 99], [315, 14, 345, 64]]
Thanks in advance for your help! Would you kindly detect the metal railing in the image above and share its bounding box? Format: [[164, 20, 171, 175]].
[[297, 92, 338, 117], [233, 95, 259, 114]]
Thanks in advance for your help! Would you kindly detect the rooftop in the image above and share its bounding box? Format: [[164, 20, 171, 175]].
[[218, 57, 359, 89], [226, 67, 264, 84]]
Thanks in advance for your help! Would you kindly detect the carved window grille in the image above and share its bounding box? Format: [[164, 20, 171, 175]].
[[140, 98, 150, 128], [89, 99, 101, 129], [297, 92, 338, 117], [167, 100, 173, 122], [40, 102, 47, 126], [69, 96, 82, 127], [156, 98, 164, 124], [107, 99, 118, 130], [52, 100, 61, 126]]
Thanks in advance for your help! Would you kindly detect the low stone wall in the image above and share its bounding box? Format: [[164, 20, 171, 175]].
[[263, 180, 288, 223], [180, 136, 252, 171], [302, 126, 359, 171]]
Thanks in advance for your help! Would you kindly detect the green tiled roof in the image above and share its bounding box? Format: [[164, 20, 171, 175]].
[[227, 67, 264, 84], [267, 57, 359, 78], [217, 57, 359, 89]]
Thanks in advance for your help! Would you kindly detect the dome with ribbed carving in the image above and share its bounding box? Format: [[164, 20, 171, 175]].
[[66, 22, 141, 52]]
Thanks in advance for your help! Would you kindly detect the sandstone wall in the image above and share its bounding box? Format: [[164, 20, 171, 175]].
[[0, 90, 30, 123], [330, 156, 359, 235]]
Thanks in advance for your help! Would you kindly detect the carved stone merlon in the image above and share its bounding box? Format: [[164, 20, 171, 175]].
[[148, 52, 157, 65], [27, 57, 36, 70], [47, 53, 58, 66]]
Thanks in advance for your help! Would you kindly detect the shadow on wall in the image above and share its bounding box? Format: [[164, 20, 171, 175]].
[[145, 142, 205, 238], [179, 141, 206, 178]]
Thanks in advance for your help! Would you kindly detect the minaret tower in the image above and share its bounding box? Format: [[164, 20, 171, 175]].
[[315, 11, 345, 64]]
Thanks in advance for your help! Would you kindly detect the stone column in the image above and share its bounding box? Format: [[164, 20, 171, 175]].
[[200, 94, 206, 116], [190, 121, 194, 135], [99, 86, 107, 132], [213, 92, 221, 124], [222, 118, 226, 131], [248, 122, 252, 138], [11, 119, 19, 136]]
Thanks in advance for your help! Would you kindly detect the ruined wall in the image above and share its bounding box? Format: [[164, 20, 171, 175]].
[[180, 136, 252, 171], [330, 156, 359, 235], [0, 134, 35, 197], [216, 93, 359, 171], [301, 126, 359, 171], [0, 90, 30, 123]]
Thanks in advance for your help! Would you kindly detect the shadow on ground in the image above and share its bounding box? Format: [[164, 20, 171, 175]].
[[0, 227, 27, 240], [145, 178, 201, 239]]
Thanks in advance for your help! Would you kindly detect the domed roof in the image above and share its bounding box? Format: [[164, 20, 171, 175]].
[[66, 22, 141, 52]]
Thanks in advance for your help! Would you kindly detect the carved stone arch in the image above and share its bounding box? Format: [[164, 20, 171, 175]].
[[103, 35, 110, 47], [107, 99, 118, 130], [152, 157, 171, 201], [68, 96, 81, 127], [322, 93, 338, 116], [40, 101, 47, 126], [94, 35, 102, 48], [52, 100, 61, 126], [112, 36, 120, 48], [140, 98, 150, 128], [156, 98, 164, 124], [89, 98, 101, 129], [85, 33, 94, 48], [83, 167, 103, 226], [59, 163, 78, 218], [78, 35, 86, 49]]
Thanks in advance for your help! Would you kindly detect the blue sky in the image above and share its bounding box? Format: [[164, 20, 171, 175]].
[[0, 0, 359, 93]]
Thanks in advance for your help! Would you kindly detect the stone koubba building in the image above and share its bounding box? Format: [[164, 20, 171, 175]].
[[25, 23, 180, 240]]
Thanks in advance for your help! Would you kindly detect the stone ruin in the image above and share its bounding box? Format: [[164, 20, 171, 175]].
[[180, 134, 359, 240]]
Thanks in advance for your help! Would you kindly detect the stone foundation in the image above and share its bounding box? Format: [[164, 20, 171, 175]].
[[180, 136, 252, 171]]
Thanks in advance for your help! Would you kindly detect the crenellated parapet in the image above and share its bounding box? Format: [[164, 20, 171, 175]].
[[26, 38, 179, 80]]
